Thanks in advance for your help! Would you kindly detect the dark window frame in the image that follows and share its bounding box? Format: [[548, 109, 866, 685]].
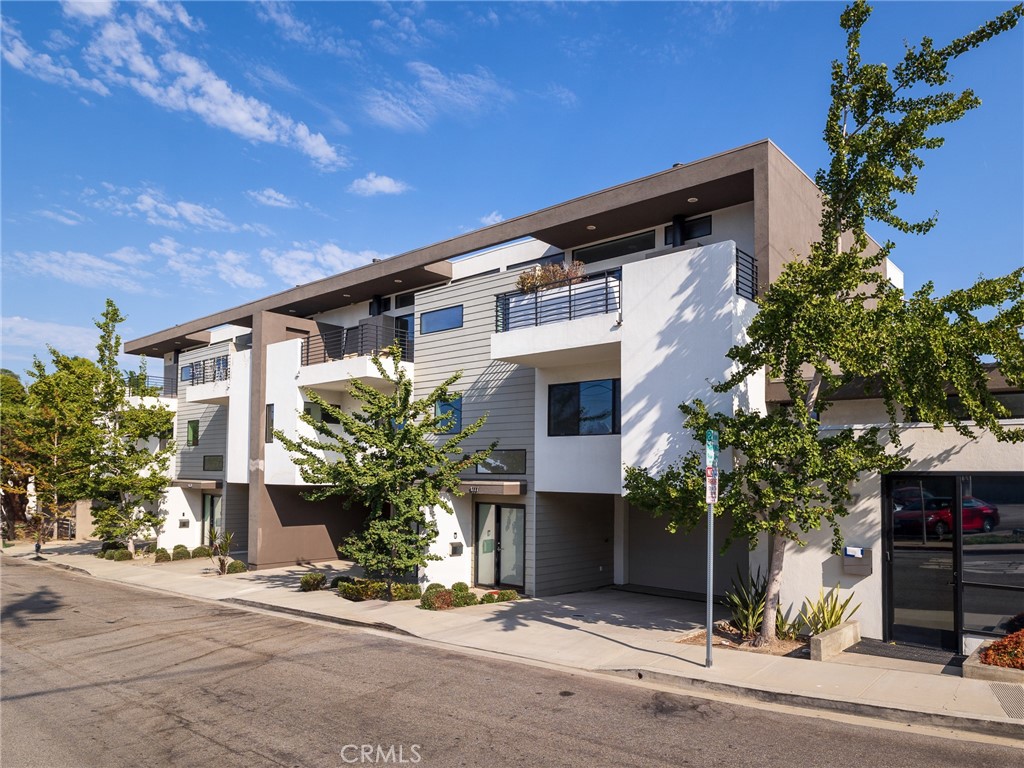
[[421, 305, 464, 334], [436, 396, 462, 434], [186, 420, 199, 447], [573, 231, 655, 265], [548, 379, 621, 436], [476, 449, 527, 475], [265, 404, 275, 443], [203, 455, 224, 472], [180, 363, 193, 382]]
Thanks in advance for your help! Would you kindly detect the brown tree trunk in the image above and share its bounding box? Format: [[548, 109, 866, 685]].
[[753, 533, 787, 647]]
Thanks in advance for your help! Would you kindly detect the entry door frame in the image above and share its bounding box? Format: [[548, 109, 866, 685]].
[[474, 502, 526, 591], [883, 473, 964, 650], [201, 492, 223, 546]]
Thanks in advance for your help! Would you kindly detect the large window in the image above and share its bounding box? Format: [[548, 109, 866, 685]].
[[548, 379, 620, 436], [435, 397, 462, 434], [573, 231, 655, 265], [665, 215, 713, 246], [421, 305, 463, 334], [477, 450, 527, 474]]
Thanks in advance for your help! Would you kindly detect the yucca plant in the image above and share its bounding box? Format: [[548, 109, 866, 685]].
[[799, 585, 861, 636], [725, 568, 768, 639], [775, 605, 803, 640]]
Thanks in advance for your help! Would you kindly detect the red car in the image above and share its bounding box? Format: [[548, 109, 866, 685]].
[[894, 496, 999, 536]]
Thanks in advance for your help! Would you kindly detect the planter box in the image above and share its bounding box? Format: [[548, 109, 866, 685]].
[[962, 640, 1024, 682], [810, 620, 861, 661]]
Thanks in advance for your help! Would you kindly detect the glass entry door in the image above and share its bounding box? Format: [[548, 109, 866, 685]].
[[888, 476, 958, 649], [201, 493, 223, 546], [475, 504, 525, 590]]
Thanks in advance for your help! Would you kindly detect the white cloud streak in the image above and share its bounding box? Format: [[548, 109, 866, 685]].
[[36, 207, 88, 226], [479, 211, 503, 226], [347, 173, 410, 197], [7, 248, 151, 293], [247, 187, 298, 208], [1, 21, 110, 95], [1, 316, 100, 360], [86, 185, 270, 234], [364, 62, 512, 132], [261, 242, 388, 286], [255, 1, 358, 57]]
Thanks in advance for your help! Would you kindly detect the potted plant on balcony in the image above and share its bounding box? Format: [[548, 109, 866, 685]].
[[515, 260, 586, 293]]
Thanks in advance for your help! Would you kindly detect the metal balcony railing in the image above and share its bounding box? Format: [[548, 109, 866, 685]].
[[495, 270, 622, 332], [735, 248, 758, 301], [301, 324, 413, 366], [187, 356, 230, 385], [126, 374, 177, 397]]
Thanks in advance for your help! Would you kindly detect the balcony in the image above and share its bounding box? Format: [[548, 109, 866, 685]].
[[491, 270, 622, 368], [183, 355, 230, 405], [297, 321, 412, 392], [126, 374, 177, 398]]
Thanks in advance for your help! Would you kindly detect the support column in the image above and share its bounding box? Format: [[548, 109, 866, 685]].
[[613, 495, 628, 585]]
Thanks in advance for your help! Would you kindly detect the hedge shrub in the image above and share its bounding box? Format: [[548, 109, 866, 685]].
[[103, 549, 119, 560], [100, 541, 127, 553], [226, 559, 247, 574], [452, 590, 478, 608], [300, 572, 327, 592], [154, 548, 171, 563], [496, 590, 519, 602], [452, 582, 470, 593], [330, 574, 355, 589], [424, 582, 447, 595], [171, 547, 191, 561], [420, 588, 455, 611], [480, 593, 497, 604], [110, 549, 133, 561], [191, 545, 212, 559], [338, 579, 421, 602]]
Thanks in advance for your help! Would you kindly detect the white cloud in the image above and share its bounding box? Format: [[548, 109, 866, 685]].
[[86, 185, 270, 234], [1, 21, 110, 95], [256, 1, 358, 58], [6, 248, 151, 293], [261, 242, 388, 286], [60, 1, 115, 22], [543, 84, 579, 110], [6, 3, 345, 170], [347, 173, 411, 197], [364, 62, 512, 132], [1, 316, 100, 360], [479, 211, 503, 226], [213, 250, 266, 289], [36, 207, 87, 226], [247, 187, 298, 208]]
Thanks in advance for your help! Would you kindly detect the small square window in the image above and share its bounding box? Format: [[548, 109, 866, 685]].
[[203, 455, 224, 472], [476, 450, 526, 474]]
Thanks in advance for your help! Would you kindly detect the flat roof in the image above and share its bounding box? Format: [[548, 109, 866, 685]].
[[126, 139, 777, 356]]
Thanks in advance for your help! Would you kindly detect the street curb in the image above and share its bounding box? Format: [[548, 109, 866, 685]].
[[2, 555, 94, 577], [603, 667, 1024, 740], [222, 598, 415, 637]]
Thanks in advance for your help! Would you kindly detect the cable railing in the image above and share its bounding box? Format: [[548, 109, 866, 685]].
[[126, 374, 177, 397], [495, 269, 622, 332], [301, 323, 413, 366], [187, 356, 230, 385], [735, 248, 758, 301]]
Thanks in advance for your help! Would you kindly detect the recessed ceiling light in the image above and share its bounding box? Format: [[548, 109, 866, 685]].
[[687, 197, 699, 203], [394, 279, 403, 284], [586, 225, 596, 231], [342, 293, 351, 298], [288, 309, 296, 314]]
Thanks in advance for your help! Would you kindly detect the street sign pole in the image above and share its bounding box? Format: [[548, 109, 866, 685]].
[[704, 429, 719, 669]]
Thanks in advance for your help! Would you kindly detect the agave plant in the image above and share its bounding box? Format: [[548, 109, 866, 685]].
[[799, 585, 861, 636]]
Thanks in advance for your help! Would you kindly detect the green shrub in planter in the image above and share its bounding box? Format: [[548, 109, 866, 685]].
[[191, 545, 212, 559], [226, 560, 247, 574], [451, 582, 470, 593], [300, 572, 327, 592], [110, 549, 133, 561], [496, 590, 519, 602], [452, 590, 478, 608], [338, 580, 383, 601], [420, 588, 454, 611], [424, 582, 447, 595], [154, 548, 171, 563], [330, 574, 355, 589], [103, 549, 119, 560], [100, 541, 127, 553], [480, 593, 497, 604], [391, 583, 422, 601], [171, 547, 191, 561]]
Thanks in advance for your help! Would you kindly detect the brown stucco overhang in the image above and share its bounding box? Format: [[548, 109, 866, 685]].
[[458, 480, 528, 496], [170, 479, 222, 490], [126, 140, 774, 357]]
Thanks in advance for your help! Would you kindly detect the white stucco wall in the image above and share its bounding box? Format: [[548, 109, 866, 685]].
[[420, 493, 475, 587], [156, 487, 203, 551], [754, 400, 1024, 642], [619, 240, 747, 480], [535, 361, 623, 494], [264, 339, 306, 484], [226, 349, 251, 484]]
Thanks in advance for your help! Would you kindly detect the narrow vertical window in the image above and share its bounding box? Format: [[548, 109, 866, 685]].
[[265, 404, 275, 443], [186, 420, 199, 447]]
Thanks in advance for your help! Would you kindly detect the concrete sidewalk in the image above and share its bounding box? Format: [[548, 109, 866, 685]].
[[5, 541, 1022, 739]]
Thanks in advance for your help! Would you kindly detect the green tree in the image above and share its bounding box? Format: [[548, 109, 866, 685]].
[[625, 1, 1024, 646], [1, 368, 32, 539], [276, 345, 494, 600], [89, 300, 175, 554], [1, 355, 102, 543]]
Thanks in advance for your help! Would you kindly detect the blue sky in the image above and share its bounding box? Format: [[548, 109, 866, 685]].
[[2, 1, 1021, 375]]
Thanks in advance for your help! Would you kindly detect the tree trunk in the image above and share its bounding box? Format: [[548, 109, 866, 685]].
[[753, 533, 787, 647]]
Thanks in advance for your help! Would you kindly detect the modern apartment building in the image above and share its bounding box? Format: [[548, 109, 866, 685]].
[[125, 139, 1022, 656]]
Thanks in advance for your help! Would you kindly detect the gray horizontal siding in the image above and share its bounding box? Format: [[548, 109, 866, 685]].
[[533, 493, 614, 595], [224, 483, 249, 550], [176, 402, 227, 479]]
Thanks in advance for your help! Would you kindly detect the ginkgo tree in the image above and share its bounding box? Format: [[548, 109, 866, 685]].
[[625, 0, 1024, 646], [276, 345, 494, 600]]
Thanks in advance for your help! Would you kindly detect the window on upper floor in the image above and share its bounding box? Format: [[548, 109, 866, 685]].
[[304, 401, 341, 425], [186, 420, 199, 447], [435, 397, 462, 434], [573, 231, 655, 265], [421, 305, 464, 334], [476, 449, 527, 474], [203, 455, 224, 472], [665, 215, 713, 247], [180, 363, 193, 383], [508, 252, 565, 271], [548, 379, 621, 436], [395, 291, 416, 309]]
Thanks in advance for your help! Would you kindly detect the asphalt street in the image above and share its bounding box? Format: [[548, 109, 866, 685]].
[[1, 557, 1020, 768]]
